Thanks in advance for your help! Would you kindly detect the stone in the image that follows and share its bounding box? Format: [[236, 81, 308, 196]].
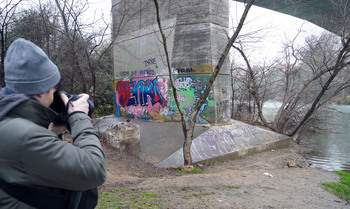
[[182, 165, 194, 172], [106, 122, 140, 155], [287, 161, 296, 168], [170, 165, 181, 170]]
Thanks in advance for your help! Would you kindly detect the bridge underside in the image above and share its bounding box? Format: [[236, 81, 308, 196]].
[[234, 0, 347, 36]]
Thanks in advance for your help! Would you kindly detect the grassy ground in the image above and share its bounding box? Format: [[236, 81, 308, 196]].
[[323, 171, 350, 201], [96, 188, 168, 209], [96, 168, 201, 209]]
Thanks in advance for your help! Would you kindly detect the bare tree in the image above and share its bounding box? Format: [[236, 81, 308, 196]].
[[228, 0, 350, 144], [0, 0, 23, 86], [54, 0, 81, 92], [232, 45, 270, 126], [288, 36, 350, 137], [9, 2, 61, 59], [153, 0, 255, 165], [231, 56, 276, 124], [232, 27, 350, 143], [54, 0, 113, 103]]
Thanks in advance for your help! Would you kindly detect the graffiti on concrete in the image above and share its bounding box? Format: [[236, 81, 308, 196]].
[[190, 128, 240, 160], [216, 99, 230, 122], [190, 124, 280, 162], [168, 75, 214, 123], [113, 61, 229, 123], [114, 77, 168, 120], [115, 69, 156, 80], [143, 58, 157, 67], [176, 64, 213, 74], [114, 57, 159, 80]]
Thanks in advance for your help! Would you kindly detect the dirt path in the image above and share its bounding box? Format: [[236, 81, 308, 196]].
[[99, 143, 350, 209]]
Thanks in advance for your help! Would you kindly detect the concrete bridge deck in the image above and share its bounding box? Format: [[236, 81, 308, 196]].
[[94, 115, 292, 168]]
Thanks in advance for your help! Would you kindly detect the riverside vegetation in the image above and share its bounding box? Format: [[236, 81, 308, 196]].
[[323, 171, 350, 201]]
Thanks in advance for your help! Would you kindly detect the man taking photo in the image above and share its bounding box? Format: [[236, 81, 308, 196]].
[[0, 38, 107, 209]]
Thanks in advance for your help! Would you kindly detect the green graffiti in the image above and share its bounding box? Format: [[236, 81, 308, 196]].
[[168, 76, 214, 123]]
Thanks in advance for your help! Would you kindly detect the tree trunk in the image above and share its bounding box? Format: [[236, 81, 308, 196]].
[[153, 0, 255, 165], [182, 123, 194, 165]]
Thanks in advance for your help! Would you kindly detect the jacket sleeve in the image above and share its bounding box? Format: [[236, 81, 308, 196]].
[[21, 113, 107, 191]]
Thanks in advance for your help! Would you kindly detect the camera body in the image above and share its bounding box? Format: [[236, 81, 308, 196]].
[[50, 91, 94, 125]]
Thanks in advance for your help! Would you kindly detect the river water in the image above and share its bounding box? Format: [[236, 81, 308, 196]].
[[263, 101, 350, 173]]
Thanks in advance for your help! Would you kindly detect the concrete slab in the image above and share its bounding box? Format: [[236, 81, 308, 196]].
[[157, 120, 292, 167], [126, 118, 209, 164], [94, 115, 208, 164], [94, 116, 292, 168]]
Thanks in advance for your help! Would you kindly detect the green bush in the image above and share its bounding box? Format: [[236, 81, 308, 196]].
[[94, 104, 113, 118]]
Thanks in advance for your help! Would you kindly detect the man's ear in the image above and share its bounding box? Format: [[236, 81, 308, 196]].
[[32, 93, 46, 105], [33, 93, 44, 99]]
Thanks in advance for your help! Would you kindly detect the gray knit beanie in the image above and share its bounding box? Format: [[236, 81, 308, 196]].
[[4, 38, 61, 95]]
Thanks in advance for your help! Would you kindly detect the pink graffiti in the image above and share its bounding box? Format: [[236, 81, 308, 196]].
[[115, 77, 168, 119], [116, 77, 166, 108]]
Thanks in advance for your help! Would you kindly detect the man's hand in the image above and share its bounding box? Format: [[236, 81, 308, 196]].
[[60, 93, 90, 115]]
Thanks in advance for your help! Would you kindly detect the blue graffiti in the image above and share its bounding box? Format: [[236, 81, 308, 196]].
[[127, 77, 165, 107]]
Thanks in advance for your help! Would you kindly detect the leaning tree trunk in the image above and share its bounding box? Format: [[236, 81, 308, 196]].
[[290, 38, 350, 136]]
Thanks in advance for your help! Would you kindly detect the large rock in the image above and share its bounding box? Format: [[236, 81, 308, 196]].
[[94, 115, 140, 155], [106, 122, 140, 154]]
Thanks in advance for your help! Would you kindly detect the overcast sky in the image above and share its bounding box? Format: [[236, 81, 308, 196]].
[[229, 1, 327, 64], [85, 0, 111, 25]]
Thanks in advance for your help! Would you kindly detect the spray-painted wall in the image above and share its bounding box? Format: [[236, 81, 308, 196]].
[[112, 0, 230, 124]]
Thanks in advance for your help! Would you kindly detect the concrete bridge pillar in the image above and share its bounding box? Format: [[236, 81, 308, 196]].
[[111, 0, 231, 124]]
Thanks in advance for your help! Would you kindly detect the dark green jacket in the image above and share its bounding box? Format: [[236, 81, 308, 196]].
[[0, 89, 107, 209]]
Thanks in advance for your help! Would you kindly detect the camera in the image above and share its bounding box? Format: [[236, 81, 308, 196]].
[[50, 91, 94, 125]]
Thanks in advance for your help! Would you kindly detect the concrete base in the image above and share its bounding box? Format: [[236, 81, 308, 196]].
[[157, 120, 292, 167], [94, 116, 293, 168]]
